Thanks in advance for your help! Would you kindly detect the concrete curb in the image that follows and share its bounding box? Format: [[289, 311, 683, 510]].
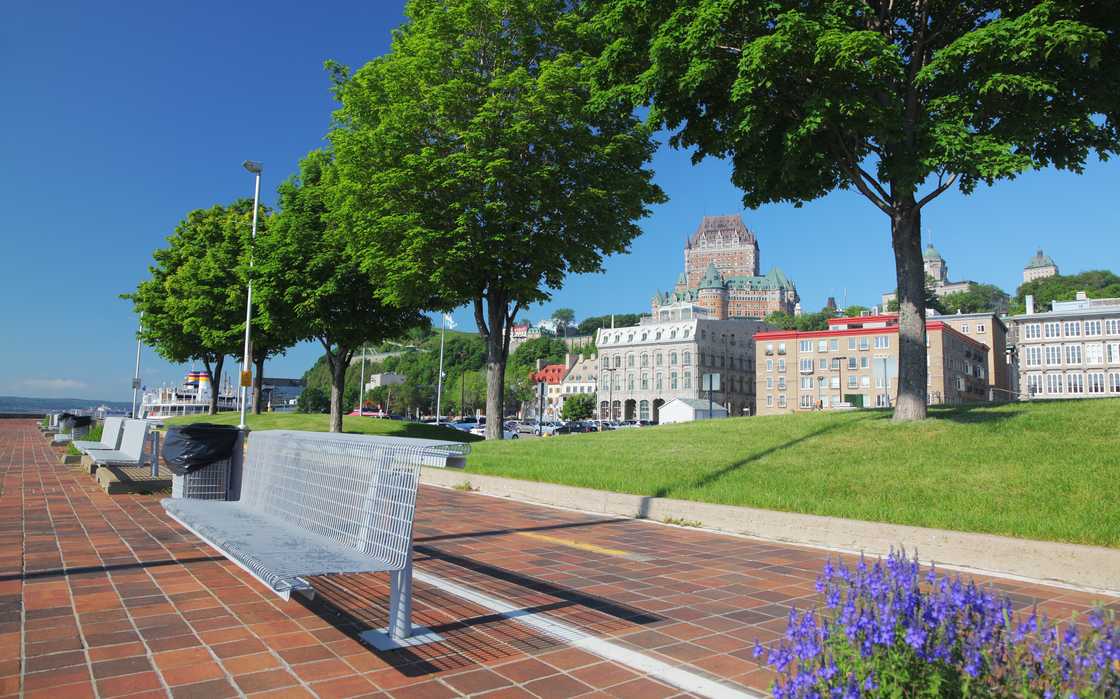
[[420, 468, 1120, 595]]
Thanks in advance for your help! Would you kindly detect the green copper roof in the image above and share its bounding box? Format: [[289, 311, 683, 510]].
[[922, 244, 942, 261], [698, 262, 724, 289], [676, 272, 687, 285], [1025, 249, 1056, 269]]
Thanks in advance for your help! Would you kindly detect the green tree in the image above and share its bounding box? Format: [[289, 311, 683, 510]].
[[764, 309, 833, 331], [257, 151, 426, 432], [551, 308, 576, 335], [330, 0, 664, 438], [297, 385, 330, 413], [576, 313, 642, 335], [561, 392, 597, 421], [126, 201, 259, 414], [843, 305, 872, 317], [1012, 270, 1120, 314], [939, 283, 1011, 315], [593, 0, 1120, 420]]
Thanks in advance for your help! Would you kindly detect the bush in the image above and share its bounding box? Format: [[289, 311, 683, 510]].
[[66, 423, 103, 457], [756, 551, 1118, 698]]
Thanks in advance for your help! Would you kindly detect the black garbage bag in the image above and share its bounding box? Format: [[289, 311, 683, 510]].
[[71, 416, 93, 428], [162, 423, 240, 476]]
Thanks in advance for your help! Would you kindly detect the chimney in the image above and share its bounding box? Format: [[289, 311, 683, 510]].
[[565, 353, 578, 369], [1025, 294, 1035, 315], [536, 358, 546, 371], [1076, 291, 1087, 301]]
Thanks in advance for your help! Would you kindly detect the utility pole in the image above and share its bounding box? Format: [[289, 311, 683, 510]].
[[131, 312, 144, 418], [238, 160, 262, 430]]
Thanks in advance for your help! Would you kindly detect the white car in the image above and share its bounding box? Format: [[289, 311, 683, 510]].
[[469, 426, 519, 439]]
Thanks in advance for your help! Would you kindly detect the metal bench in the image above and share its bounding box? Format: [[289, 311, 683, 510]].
[[73, 416, 125, 453], [161, 429, 469, 650], [83, 418, 151, 472]]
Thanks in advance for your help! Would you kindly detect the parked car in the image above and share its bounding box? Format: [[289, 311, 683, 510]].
[[469, 425, 518, 439], [516, 419, 539, 434]]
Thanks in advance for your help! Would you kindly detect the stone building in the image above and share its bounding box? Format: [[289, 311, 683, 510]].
[[652, 215, 799, 321], [1022, 249, 1059, 283], [881, 244, 974, 307], [754, 314, 990, 415], [595, 301, 769, 421], [1006, 292, 1120, 400]]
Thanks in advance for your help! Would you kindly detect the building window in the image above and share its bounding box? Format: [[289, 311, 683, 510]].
[[1107, 343, 1120, 364], [800, 358, 813, 372], [875, 394, 890, 407], [1045, 345, 1062, 365], [766, 377, 773, 389], [961, 323, 970, 333], [1110, 372, 1120, 393], [1044, 322, 1061, 338], [859, 337, 869, 351], [819, 358, 828, 370], [860, 356, 869, 369], [669, 351, 678, 365], [800, 394, 813, 408], [684, 372, 692, 389], [627, 374, 635, 390], [1085, 320, 1102, 336], [847, 357, 857, 370], [1046, 373, 1063, 394], [766, 395, 773, 407], [614, 356, 621, 369], [848, 337, 856, 350], [778, 395, 787, 408], [1024, 323, 1041, 339], [848, 375, 858, 388], [830, 339, 839, 351], [1087, 372, 1106, 394], [799, 340, 812, 352], [1027, 374, 1043, 396], [641, 353, 649, 368], [860, 376, 870, 387], [683, 351, 692, 366], [1086, 343, 1104, 364], [671, 372, 678, 389], [1106, 319, 1120, 335], [766, 359, 773, 372], [1064, 321, 1081, 337], [777, 359, 786, 372], [830, 377, 840, 389], [1025, 346, 1042, 367], [818, 340, 827, 352], [977, 323, 986, 333], [778, 378, 786, 390], [1065, 344, 1082, 364], [641, 374, 649, 390], [800, 376, 813, 389], [874, 335, 890, 349], [670, 329, 677, 339], [656, 352, 663, 366], [626, 353, 634, 368], [639, 400, 650, 420], [656, 374, 663, 390], [1066, 373, 1084, 394]]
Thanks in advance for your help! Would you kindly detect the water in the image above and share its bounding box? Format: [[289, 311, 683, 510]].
[[0, 395, 133, 415]]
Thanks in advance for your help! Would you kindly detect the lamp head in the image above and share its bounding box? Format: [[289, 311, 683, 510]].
[[242, 160, 263, 174]]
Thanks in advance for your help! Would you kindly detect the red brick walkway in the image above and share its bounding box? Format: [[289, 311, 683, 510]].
[[1, 419, 1114, 698]]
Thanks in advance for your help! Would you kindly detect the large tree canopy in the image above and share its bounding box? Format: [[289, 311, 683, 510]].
[[1012, 270, 1120, 313], [125, 201, 262, 414], [592, 0, 1119, 419], [257, 151, 426, 432], [329, 0, 665, 438]]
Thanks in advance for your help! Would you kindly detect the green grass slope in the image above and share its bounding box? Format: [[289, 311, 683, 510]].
[[163, 412, 482, 442], [465, 400, 1120, 547]]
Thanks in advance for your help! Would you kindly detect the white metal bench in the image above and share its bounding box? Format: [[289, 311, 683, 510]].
[[73, 416, 125, 453], [161, 429, 470, 650], [84, 418, 151, 470]]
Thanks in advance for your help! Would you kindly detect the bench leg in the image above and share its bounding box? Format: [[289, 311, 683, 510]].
[[358, 561, 443, 651]]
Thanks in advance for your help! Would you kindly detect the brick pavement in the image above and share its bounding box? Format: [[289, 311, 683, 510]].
[[1, 419, 1115, 698]]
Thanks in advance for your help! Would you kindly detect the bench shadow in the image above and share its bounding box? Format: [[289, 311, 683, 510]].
[[414, 517, 630, 544], [0, 555, 227, 582]]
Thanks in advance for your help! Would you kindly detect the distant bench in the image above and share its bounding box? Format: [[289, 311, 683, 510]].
[[162, 429, 470, 649]]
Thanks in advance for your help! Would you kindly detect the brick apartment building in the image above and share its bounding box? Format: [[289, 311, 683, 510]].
[[935, 312, 1011, 400], [754, 314, 990, 415]]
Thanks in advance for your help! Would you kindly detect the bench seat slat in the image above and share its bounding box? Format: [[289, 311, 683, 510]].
[[163, 498, 399, 595]]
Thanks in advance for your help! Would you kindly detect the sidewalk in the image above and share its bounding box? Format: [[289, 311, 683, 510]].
[[2, 419, 1114, 698]]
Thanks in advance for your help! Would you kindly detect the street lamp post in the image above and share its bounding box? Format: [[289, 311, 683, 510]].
[[131, 312, 144, 418], [358, 346, 367, 416], [238, 160, 262, 430]]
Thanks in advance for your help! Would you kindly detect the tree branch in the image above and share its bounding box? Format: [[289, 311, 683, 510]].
[[915, 172, 958, 210], [473, 296, 489, 339], [832, 134, 893, 212]]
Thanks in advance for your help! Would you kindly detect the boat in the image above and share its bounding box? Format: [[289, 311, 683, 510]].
[[140, 370, 239, 420]]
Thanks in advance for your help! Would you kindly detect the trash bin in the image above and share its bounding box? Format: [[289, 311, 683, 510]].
[[163, 424, 242, 500]]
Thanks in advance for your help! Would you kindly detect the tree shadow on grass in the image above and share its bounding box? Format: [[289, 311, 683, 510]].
[[637, 414, 871, 515], [927, 403, 1025, 425]]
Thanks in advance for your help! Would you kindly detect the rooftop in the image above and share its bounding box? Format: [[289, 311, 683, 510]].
[[1025, 248, 1057, 269]]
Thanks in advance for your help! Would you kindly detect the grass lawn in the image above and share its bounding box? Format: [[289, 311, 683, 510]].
[[163, 411, 482, 442], [464, 399, 1120, 548]]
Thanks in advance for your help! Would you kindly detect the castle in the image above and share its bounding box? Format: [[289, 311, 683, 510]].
[[651, 215, 799, 320]]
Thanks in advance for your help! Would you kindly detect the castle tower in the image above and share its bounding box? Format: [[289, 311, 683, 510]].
[[1023, 249, 1058, 283], [923, 244, 947, 283], [684, 215, 759, 288], [696, 262, 729, 319]]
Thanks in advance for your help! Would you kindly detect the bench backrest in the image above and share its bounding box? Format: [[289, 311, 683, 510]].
[[240, 430, 433, 570], [101, 417, 124, 449], [118, 419, 149, 461]]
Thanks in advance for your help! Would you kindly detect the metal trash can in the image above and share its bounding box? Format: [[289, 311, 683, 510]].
[[163, 424, 242, 500]]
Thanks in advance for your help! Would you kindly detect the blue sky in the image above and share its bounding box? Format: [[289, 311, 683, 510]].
[[2, 1, 1117, 401]]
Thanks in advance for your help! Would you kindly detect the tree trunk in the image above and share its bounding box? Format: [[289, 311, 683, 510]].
[[890, 202, 928, 421], [327, 347, 350, 433], [204, 355, 225, 416], [476, 293, 513, 440], [253, 356, 265, 414]]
